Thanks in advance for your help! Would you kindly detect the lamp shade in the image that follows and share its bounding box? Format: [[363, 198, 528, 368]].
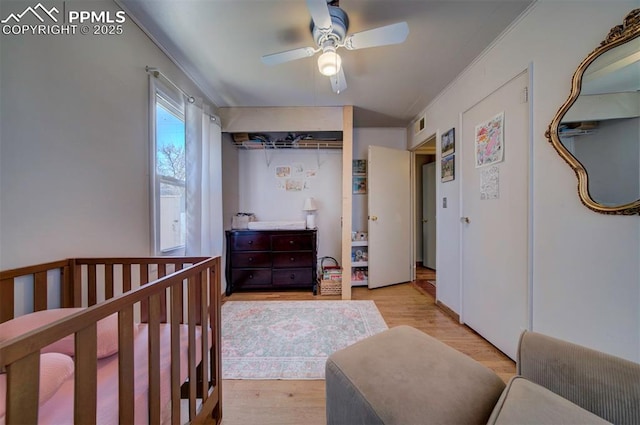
[[317, 51, 342, 76], [303, 197, 318, 211]]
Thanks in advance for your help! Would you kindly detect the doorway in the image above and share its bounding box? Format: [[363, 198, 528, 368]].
[[412, 135, 437, 293]]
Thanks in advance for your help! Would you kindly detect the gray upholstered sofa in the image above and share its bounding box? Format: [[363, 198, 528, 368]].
[[326, 326, 640, 424]]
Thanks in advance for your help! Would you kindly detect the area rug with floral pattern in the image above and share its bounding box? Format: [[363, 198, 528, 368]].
[[222, 300, 388, 379]]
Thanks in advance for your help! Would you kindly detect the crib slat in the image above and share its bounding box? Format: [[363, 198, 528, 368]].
[[75, 323, 98, 424], [140, 264, 149, 323], [118, 306, 135, 424], [72, 261, 82, 307], [148, 293, 162, 424], [6, 351, 39, 424], [210, 260, 222, 424], [123, 263, 131, 292], [187, 275, 197, 419], [200, 270, 209, 403], [0, 277, 14, 322], [194, 275, 203, 326], [62, 265, 74, 308], [170, 284, 181, 425], [88, 264, 97, 306], [175, 268, 184, 324], [158, 263, 168, 323], [105, 264, 114, 300], [33, 271, 48, 311], [140, 264, 149, 285], [210, 263, 220, 388], [158, 263, 166, 277]]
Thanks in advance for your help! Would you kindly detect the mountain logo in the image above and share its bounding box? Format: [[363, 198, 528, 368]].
[[2, 3, 59, 24]]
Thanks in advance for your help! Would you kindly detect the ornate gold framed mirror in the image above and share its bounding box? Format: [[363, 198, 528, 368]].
[[546, 9, 640, 215]]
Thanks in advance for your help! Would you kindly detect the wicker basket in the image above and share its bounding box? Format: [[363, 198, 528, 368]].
[[320, 279, 342, 296]]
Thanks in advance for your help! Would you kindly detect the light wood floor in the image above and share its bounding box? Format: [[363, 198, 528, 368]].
[[216, 278, 515, 425]]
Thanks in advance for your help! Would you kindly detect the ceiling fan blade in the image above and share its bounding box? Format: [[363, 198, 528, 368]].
[[344, 22, 409, 50], [330, 67, 347, 94], [306, 0, 332, 33], [261, 47, 316, 66]]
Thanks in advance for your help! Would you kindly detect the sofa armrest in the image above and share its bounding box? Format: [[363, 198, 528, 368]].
[[517, 330, 640, 424]]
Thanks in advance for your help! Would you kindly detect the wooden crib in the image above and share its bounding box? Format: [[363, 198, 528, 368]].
[[0, 256, 222, 424]]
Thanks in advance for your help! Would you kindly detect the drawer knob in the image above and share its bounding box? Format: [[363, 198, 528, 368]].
[[290, 257, 295, 262], [248, 257, 253, 262], [289, 240, 294, 245], [290, 274, 295, 279], [249, 274, 253, 279], [248, 240, 253, 245]]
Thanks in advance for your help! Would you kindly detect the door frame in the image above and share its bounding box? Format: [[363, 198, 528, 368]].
[[458, 64, 535, 332], [423, 162, 437, 269], [409, 134, 437, 282]]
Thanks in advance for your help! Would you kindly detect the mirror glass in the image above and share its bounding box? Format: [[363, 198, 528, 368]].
[[547, 9, 640, 215], [558, 37, 640, 207]]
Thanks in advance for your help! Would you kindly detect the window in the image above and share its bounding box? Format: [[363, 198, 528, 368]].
[[152, 87, 186, 254]]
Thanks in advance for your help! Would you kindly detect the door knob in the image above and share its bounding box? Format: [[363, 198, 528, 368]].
[[369, 215, 378, 221], [461, 217, 470, 224], [422, 219, 428, 223]]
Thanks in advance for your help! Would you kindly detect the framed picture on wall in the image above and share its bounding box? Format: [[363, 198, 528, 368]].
[[353, 159, 367, 175], [353, 176, 367, 194], [441, 127, 455, 157], [441, 154, 455, 182]]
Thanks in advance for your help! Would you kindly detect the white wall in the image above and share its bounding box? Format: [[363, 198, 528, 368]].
[[236, 149, 343, 261], [0, 0, 212, 269], [410, 0, 640, 361], [222, 133, 241, 231], [352, 128, 408, 234]]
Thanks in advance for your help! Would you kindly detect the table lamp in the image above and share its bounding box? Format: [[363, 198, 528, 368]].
[[303, 197, 318, 229]]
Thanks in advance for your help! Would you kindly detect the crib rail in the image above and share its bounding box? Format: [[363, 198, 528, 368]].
[[0, 259, 73, 323], [0, 256, 222, 425]]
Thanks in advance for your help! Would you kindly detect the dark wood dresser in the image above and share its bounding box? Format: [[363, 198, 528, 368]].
[[225, 229, 317, 295]]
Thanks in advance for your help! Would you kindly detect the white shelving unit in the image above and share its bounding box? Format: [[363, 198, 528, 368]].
[[351, 240, 368, 286]]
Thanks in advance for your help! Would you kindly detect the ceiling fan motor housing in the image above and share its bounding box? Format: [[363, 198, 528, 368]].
[[312, 5, 349, 46]]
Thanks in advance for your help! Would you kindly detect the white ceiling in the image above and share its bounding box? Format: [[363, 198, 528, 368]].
[[119, 0, 534, 127]]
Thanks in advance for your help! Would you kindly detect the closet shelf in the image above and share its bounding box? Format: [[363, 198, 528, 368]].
[[231, 132, 343, 150]]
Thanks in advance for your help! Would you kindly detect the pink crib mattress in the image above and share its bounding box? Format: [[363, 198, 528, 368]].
[[36, 323, 206, 425]]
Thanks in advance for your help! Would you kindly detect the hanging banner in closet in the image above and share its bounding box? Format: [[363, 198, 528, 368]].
[[274, 163, 317, 191]]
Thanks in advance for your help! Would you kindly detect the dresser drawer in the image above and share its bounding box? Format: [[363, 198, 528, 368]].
[[271, 234, 314, 251], [230, 233, 270, 251], [272, 252, 313, 268], [231, 252, 271, 268], [272, 268, 313, 287], [231, 269, 272, 288]]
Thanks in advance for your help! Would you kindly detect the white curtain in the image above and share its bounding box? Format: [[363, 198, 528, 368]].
[[185, 100, 223, 257]]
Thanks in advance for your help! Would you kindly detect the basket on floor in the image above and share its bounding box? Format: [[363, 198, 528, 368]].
[[320, 279, 342, 295], [319, 256, 342, 296]]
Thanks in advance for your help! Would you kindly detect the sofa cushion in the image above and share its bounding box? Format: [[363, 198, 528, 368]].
[[488, 376, 611, 424], [326, 325, 506, 425]]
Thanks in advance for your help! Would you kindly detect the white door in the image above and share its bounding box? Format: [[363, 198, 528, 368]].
[[368, 146, 413, 289], [422, 162, 436, 269], [461, 70, 530, 359]]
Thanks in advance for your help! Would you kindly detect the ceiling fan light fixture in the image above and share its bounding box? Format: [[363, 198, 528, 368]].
[[317, 50, 342, 76]]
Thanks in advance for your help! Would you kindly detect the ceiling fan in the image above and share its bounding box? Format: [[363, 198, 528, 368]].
[[261, 0, 409, 94]]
